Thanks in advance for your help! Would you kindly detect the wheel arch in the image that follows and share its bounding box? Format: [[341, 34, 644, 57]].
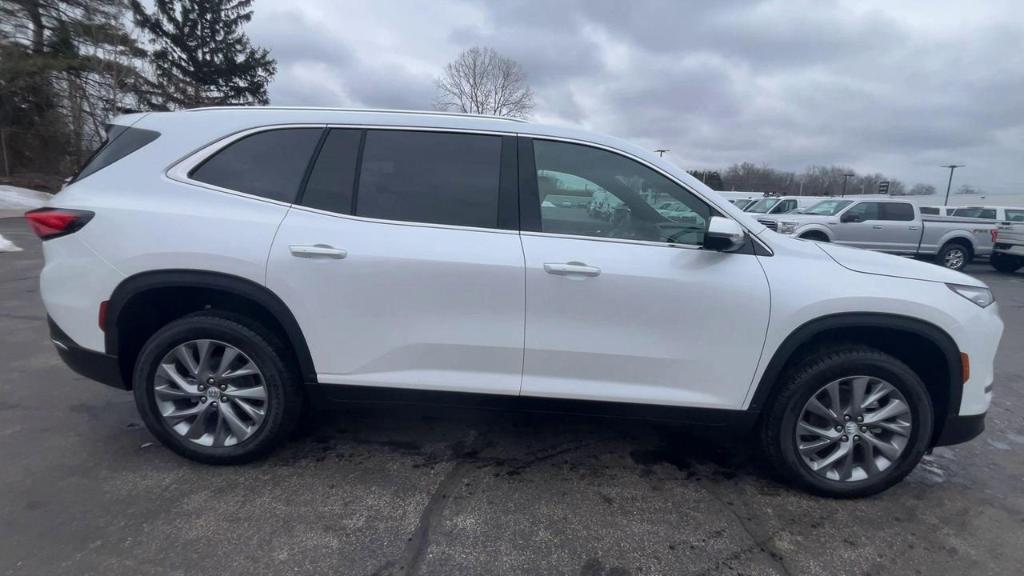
[[796, 225, 832, 241], [937, 232, 975, 256], [105, 270, 316, 388], [748, 313, 963, 443]]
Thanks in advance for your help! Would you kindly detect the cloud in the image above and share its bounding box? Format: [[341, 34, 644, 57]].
[[248, 0, 1024, 192]]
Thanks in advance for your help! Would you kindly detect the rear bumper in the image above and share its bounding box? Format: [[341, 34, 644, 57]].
[[48, 317, 127, 390], [935, 413, 986, 446]]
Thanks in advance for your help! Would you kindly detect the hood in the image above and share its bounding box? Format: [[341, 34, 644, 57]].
[[815, 242, 985, 287]]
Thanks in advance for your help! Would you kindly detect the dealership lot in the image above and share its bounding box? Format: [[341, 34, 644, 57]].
[[1, 216, 1022, 576]]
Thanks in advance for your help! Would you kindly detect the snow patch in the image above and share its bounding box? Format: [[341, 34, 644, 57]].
[[0, 185, 51, 210], [0, 233, 22, 253]]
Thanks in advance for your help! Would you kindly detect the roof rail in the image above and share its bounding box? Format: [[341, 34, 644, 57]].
[[185, 106, 527, 123]]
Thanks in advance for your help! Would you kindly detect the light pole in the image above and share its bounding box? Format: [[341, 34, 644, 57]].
[[841, 173, 854, 197], [654, 149, 669, 158], [941, 164, 964, 206]]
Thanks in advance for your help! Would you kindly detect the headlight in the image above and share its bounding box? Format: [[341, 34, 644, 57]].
[[778, 221, 798, 234], [947, 284, 994, 308]]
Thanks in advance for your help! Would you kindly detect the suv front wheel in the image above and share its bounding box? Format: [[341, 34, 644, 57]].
[[132, 312, 302, 464], [762, 346, 933, 497]]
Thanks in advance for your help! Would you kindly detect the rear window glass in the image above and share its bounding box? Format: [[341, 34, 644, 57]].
[[881, 202, 915, 221], [191, 128, 322, 203], [355, 130, 502, 228], [74, 125, 160, 181], [300, 129, 362, 214]]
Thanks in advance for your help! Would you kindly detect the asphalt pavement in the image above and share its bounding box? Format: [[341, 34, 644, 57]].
[[1, 216, 1022, 576]]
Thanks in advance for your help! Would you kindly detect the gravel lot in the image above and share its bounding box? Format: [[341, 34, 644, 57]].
[[2, 215, 1022, 576]]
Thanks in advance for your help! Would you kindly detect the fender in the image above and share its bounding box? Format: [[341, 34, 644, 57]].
[[935, 229, 977, 252], [105, 270, 317, 382], [747, 312, 963, 419]]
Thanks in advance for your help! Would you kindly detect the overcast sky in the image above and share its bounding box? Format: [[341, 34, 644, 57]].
[[247, 0, 1024, 194]]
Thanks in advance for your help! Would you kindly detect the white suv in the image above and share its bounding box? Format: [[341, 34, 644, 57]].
[[28, 107, 1002, 497]]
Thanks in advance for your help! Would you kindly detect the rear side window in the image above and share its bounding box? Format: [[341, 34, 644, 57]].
[[979, 208, 997, 219], [75, 125, 160, 181], [356, 130, 502, 228], [1006, 209, 1024, 222], [920, 207, 939, 215], [300, 129, 362, 214], [881, 202, 915, 221], [191, 128, 322, 203]]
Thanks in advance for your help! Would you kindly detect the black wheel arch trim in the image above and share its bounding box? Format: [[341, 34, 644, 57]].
[[104, 270, 317, 383], [748, 312, 963, 435]]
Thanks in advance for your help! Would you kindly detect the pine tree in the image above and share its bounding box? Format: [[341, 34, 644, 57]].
[[131, 0, 276, 109]]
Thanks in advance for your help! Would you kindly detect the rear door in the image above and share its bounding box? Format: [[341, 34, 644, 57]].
[[516, 138, 770, 409], [267, 128, 525, 395], [878, 201, 918, 253]]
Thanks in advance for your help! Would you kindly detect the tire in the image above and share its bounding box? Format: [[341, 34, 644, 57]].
[[761, 346, 933, 498], [132, 311, 303, 464], [991, 252, 1023, 274], [936, 241, 971, 271]]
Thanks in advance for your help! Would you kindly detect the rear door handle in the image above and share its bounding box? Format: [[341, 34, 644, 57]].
[[544, 262, 601, 277], [872, 225, 884, 229], [908, 226, 920, 231], [289, 244, 347, 259]]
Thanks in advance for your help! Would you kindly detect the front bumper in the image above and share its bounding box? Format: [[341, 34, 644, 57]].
[[935, 413, 986, 446], [48, 317, 127, 390]]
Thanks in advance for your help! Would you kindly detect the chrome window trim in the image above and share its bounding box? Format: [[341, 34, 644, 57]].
[[165, 122, 769, 250]]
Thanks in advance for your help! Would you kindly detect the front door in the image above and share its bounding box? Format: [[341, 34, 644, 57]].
[[517, 138, 771, 409], [267, 128, 525, 395]]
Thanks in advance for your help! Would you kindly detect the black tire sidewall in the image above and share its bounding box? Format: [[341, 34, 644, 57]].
[[132, 314, 294, 464], [774, 351, 933, 498], [991, 253, 1022, 273]]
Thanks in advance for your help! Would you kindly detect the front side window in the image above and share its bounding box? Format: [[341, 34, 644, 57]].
[[805, 200, 852, 215], [771, 199, 797, 214], [1006, 209, 1024, 222], [881, 202, 915, 221], [356, 130, 502, 228], [533, 140, 710, 245], [844, 202, 880, 221], [191, 128, 322, 202]]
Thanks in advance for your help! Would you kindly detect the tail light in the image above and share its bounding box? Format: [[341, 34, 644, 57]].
[[991, 229, 998, 243], [24, 208, 94, 240]]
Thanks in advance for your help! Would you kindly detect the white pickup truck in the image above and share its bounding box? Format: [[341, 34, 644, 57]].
[[758, 198, 998, 270], [991, 222, 1024, 273]]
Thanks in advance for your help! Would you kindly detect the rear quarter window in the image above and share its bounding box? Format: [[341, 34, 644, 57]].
[[74, 125, 160, 181], [190, 128, 323, 203]]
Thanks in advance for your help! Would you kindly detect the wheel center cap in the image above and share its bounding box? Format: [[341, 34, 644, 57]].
[[206, 388, 221, 401], [845, 422, 859, 436]]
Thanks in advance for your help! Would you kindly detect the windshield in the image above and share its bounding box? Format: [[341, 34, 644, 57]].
[[804, 199, 853, 216], [745, 198, 779, 213]]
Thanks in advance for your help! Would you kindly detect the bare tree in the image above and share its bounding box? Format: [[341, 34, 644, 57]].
[[435, 46, 534, 118], [908, 183, 936, 196]]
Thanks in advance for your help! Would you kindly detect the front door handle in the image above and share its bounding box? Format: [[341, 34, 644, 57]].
[[544, 262, 601, 277], [289, 244, 347, 259], [908, 226, 920, 231]]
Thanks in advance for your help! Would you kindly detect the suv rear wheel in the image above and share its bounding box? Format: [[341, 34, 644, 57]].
[[132, 312, 302, 464], [762, 346, 933, 498]]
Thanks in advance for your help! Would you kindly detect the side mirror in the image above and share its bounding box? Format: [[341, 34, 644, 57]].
[[841, 212, 862, 223], [704, 216, 746, 252]]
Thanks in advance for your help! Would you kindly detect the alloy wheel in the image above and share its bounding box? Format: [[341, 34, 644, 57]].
[[944, 248, 966, 270], [153, 339, 268, 447], [795, 376, 912, 482]]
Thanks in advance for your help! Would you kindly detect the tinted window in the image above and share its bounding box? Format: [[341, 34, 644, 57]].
[[356, 130, 502, 228], [952, 207, 982, 218], [533, 140, 710, 245], [920, 207, 939, 215], [979, 208, 997, 219], [300, 129, 362, 214], [191, 128, 321, 202], [845, 202, 880, 220], [1006, 209, 1024, 222], [881, 202, 915, 221], [75, 125, 160, 181]]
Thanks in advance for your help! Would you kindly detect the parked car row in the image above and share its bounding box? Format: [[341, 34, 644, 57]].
[[757, 198, 999, 271], [922, 205, 1024, 222]]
